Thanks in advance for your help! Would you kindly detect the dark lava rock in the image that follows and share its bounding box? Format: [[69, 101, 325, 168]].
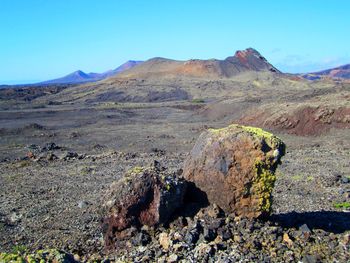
[[63, 152, 79, 160], [185, 230, 200, 245], [42, 142, 60, 151], [203, 227, 216, 242], [102, 165, 187, 248]]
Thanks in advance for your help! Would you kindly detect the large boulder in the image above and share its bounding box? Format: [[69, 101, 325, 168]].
[[183, 124, 285, 218], [102, 163, 187, 248]]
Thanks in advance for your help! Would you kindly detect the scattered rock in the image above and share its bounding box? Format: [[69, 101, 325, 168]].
[[183, 124, 285, 218], [78, 201, 89, 209], [27, 151, 35, 159], [44, 152, 58, 161], [283, 232, 293, 247], [25, 123, 45, 130], [102, 164, 187, 248], [302, 254, 317, 263], [63, 152, 79, 160], [298, 224, 312, 241], [42, 142, 60, 151], [342, 177, 349, 184], [167, 253, 178, 263], [194, 243, 214, 260], [159, 232, 171, 250]]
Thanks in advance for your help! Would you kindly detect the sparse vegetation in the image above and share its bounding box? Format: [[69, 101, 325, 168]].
[[191, 98, 205, 103], [0, 249, 73, 263], [291, 174, 303, 181], [333, 202, 350, 209]]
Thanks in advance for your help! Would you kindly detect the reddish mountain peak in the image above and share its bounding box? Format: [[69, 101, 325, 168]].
[[234, 47, 260, 57], [226, 48, 279, 73]]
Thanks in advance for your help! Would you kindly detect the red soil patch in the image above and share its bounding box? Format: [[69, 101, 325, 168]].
[[239, 106, 350, 136]]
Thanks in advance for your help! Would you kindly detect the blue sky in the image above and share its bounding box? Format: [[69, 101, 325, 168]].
[[0, 0, 349, 84]]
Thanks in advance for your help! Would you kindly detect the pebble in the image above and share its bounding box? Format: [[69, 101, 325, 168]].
[[159, 233, 171, 250]]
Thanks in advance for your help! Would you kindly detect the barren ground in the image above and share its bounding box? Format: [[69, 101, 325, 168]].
[[0, 76, 350, 260]]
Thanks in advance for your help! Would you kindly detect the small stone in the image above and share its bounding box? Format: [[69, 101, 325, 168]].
[[73, 254, 80, 261], [203, 227, 216, 242], [299, 224, 311, 240], [167, 254, 178, 263], [134, 231, 151, 246], [233, 234, 243, 243], [78, 201, 88, 209], [9, 212, 22, 224], [194, 243, 214, 259], [217, 227, 232, 241], [342, 177, 349, 184], [173, 243, 185, 252], [159, 232, 171, 250], [207, 204, 221, 218], [46, 153, 58, 161], [302, 255, 317, 263], [137, 246, 147, 253], [342, 233, 350, 245], [185, 231, 199, 245], [283, 233, 293, 247], [173, 232, 183, 241], [27, 151, 35, 159]]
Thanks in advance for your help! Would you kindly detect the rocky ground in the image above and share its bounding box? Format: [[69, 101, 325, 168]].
[[0, 80, 350, 262], [0, 128, 350, 262]]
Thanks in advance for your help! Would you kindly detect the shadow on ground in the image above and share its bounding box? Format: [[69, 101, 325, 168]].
[[270, 211, 350, 233]]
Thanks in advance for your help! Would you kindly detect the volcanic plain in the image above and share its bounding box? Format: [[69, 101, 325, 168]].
[[1, 49, 350, 262]]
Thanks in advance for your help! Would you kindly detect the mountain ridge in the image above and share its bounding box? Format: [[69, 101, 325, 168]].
[[114, 48, 280, 80], [39, 60, 143, 85], [302, 64, 350, 80]]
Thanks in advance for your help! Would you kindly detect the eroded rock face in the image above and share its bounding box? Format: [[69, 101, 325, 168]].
[[183, 124, 285, 218], [102, 164, 187, 248]]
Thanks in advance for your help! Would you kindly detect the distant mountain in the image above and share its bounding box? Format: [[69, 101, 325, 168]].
[[115, 48, 280, 79], [40, 60, 143, 84], [302, 64, 350, 80]]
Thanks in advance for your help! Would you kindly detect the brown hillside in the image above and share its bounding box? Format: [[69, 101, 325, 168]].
[[114, 48, 279, 79]]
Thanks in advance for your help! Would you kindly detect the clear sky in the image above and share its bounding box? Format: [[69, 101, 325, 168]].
[[0, 0, 349, 84]]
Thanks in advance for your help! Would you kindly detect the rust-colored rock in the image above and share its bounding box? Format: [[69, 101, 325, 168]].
[[239, 106, 350, 136], [102, 164, 187, 248], [183, 124, 285, 218]]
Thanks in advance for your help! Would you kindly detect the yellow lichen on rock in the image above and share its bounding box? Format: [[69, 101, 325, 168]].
[[254, 160, 277, 213], [185, 124, 285, 218], [0, 249, 72, 263], [126, 166, 145, 176]]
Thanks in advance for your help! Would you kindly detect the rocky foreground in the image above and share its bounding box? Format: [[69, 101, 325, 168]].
[[1, 203, 349, 262], [1, 125, 350, 262]]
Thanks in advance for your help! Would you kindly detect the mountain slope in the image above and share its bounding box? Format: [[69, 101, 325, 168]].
[[115, 48, 280, 79], [41, 70, 95, 84], [40, 60, 143, 84], [36, 48, 294, 105], [302, 64, 350, 80]]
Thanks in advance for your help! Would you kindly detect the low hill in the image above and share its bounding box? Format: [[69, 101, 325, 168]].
[[39, 60, 143, 84], [115, 48, 280, 79], [302, 64, 350, 80]]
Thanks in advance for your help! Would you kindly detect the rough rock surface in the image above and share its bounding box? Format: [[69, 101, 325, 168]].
[[239, 105, 350, 136], [183, 124, 285, 218], [102, 163, 187, 248]]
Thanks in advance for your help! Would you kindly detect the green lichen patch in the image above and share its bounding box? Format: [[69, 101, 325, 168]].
[[209, 124, 281, 142], [333, 202, 350, 209], [209, 124, 276, 139], [0, 249, 74, 263], [126, 166, 145, 176], [191, 98, 205, 103], [254, 160, 277, 214], [209, 124, 285, 159]]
